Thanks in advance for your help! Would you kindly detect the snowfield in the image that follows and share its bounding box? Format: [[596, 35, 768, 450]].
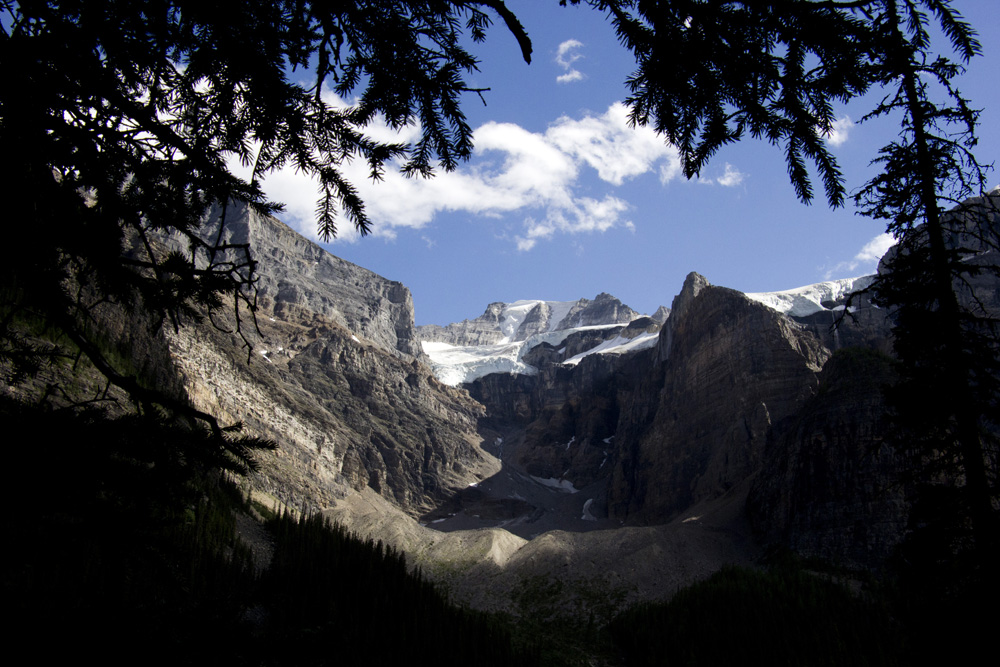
[[497, 299, 580, 343], [744, 275, 874, 317], [562, 330, 659, 366], [422, 323, 627, 386], [421, 340, 537, 386]]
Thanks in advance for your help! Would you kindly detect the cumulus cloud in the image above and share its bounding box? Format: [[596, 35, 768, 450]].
[[555, 39, 585, 84], [547, 103, 681, 186], [822, 115, 854, 147], [245, 96, 682, 250], [856, 233, 895, 263], [824, 232, 896, 279]]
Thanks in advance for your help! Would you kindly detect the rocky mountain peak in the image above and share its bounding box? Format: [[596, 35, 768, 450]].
[[179, 202, 424, 358], [416, 293, 643, 347], [670, 272, 710, 319], [650, 305, 671, 324], [158, 203, 498, 516]]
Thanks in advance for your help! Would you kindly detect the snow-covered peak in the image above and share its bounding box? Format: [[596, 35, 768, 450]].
[[418, 293, 645, 348], [744, 275, 874, 317], [497, 299, 578, 343]]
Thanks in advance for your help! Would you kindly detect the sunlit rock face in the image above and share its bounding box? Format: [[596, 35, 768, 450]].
[[163, 202, 497, 516], [416, 293, 641, 347], [159, 192, 996, 576], [194, 202, 424, 358]]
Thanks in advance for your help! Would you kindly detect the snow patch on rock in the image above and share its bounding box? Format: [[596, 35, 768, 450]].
[[744, 275, 874, 317]]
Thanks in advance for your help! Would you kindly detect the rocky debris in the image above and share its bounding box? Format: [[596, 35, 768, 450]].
[[323, 483, 758, 619]]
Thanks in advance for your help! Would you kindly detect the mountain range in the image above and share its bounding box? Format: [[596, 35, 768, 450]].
[[55, 192, 1000, 615]]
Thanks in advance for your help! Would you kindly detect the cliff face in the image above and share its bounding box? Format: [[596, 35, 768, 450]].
[[198, 203, 424, 358], [443, 270, 915, 569], [608, 274, 832, 523], [162, 193, 996, 574], [746, 348, 908, 568], [164, 204, 497, 515]]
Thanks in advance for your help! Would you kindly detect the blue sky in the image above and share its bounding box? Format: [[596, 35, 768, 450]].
[[253, 0, 1000, 326]]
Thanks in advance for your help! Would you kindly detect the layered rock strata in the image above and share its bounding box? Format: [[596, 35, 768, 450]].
[[608, 273, 832, 523], [164, 204, 497, 515]]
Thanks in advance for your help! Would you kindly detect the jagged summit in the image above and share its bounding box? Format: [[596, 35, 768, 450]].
[[416, 293, 663, 386], [415, 274, 886, 388], [416, 293, 644, 347]]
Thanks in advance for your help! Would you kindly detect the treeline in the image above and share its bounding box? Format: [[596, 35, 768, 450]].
[[2, 397, 539, 666], [260, 511, 537, 666], [608, 565, 904, 667]]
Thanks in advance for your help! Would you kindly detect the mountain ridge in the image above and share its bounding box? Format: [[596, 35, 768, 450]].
[[416, 292, 647, 347], [116, 192, 996, 618]]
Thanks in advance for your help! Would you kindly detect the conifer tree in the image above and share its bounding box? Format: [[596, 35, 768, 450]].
[[0, 0, 531, 436], [853, 0, 998, 564]]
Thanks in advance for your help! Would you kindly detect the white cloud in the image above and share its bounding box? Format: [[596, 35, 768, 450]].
[[823, 232, 896, 279], [247, 96, 682, 250], [557, 70, 585, 84], [555, 39, 586, 84], [716, 163, 746, 187], [546, 103, 680, 186], [822, 115, 854, 147], [696, 163, 746, 187], [856, 233, 895, 263]]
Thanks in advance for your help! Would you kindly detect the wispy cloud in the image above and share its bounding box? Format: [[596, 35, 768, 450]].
[[716, 163, 746, 187], [823, 232, 895, 279], [822, 115, 854, 147], [698, 163, 746, 187], [243, 96, 682, 250], [555, 39, 585, 84]]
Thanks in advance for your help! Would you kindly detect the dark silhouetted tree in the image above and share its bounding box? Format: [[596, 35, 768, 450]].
[[853, 0, 998, 568], [1, 0, 531, 439]]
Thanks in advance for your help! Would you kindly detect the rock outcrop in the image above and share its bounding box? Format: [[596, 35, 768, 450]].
[[608, 273, 832, 523], [195, 203, 424, 358], [746, 348, 908, 568], [164, 192, 998, 587], [433, 268, 917, 570], [164, 203, 497, 516]]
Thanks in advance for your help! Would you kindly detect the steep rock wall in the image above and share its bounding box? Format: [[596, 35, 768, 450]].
[[746, 348, 909, 568], [608, 274, 831, 523], [165, 205, 497, 515], [197, 203, 423, 358]]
